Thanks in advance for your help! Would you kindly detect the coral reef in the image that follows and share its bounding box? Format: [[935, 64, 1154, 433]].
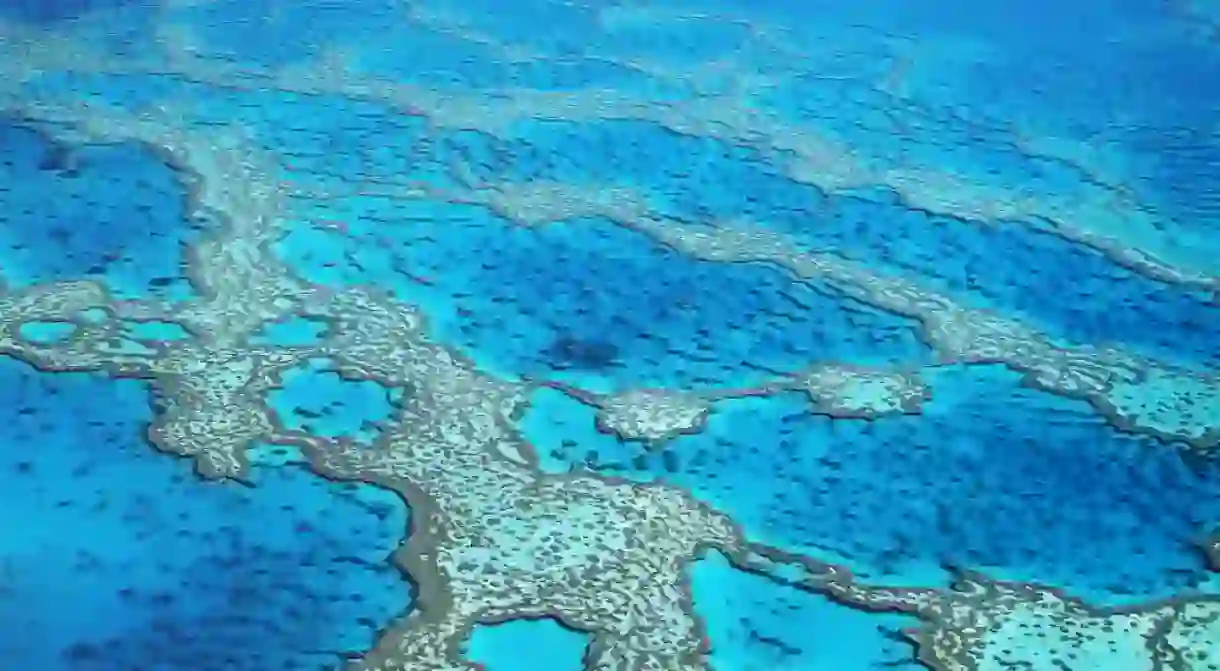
[[827, 576, 1220, 671], [593, 389, 713, 443], [798, 365, 929, 418], [2, 1, 1218, 669]]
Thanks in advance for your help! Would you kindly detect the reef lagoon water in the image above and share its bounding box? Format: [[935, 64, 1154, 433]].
[[1, 1, 1219, 670]]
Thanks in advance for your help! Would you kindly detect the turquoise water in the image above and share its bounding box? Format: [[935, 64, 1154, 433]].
[[690, 552, 922, 670], [267, 358, 401, 444], [464, 618, 589, 671], [523, 365, 1220, 604], [2, 0, 1219, 669], [277, 205, 930, 389]]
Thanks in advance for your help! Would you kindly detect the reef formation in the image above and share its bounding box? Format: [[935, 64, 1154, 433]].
[[2, 1, 1219, 669]]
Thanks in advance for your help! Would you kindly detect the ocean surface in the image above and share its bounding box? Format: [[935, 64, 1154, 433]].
[[1, 1, 1218, 670]]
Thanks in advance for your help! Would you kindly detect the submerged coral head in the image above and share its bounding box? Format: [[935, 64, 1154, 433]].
[[546, 335, 620, 370]]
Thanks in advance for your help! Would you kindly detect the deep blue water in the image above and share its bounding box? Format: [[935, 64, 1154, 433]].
[[0, 0, 141, 23], [523, 365, 1220, 605], [442, 118, 1220, 367], [0, 121, 197, 299], [0, 357, 412, 670], [764, 187, 1220, 366], [277, 205, 929, 390], [3, 0, 1219, 668]]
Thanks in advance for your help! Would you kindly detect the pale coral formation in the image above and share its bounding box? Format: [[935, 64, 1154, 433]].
[[907, 581, 1161, 671], [146, 343, 320, 479], [1164, 601, 1220, 671], [478, 181, 653, 228], [2, 6, 1218, 670], [799, 365, 928, 418], [635, 218, 1220, 450], [828, 576, 1220, 671], [595, 389, 712, 443], [0, 280, 156, 374], [275, 288, 743, 670], [1100, 369, 1220, 448]]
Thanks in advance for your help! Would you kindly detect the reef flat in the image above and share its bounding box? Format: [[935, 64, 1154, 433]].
[[1, 1, 1218, 669]]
